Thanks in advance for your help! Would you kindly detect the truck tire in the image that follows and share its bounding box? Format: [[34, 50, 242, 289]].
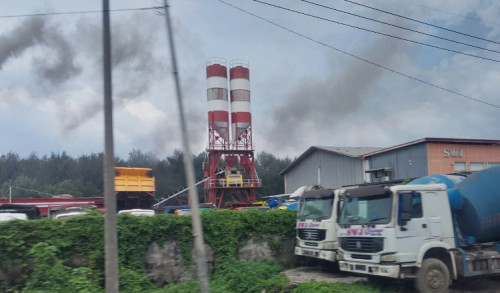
[[415, 258, 450, 293]]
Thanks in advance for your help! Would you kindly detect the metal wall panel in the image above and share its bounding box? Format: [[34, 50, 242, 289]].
[[368, 143, 428, 181], [284, 150, 364, 192]]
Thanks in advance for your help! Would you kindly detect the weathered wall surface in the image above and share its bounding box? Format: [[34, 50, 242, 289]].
[[145, 234, 296, 285]]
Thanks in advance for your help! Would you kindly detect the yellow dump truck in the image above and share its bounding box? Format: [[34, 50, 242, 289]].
[[115, 167, 155, 211]]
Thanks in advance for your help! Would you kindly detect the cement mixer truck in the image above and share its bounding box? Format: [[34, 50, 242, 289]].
[[294, 187, 342, 264], [337, 166, 500, 293]]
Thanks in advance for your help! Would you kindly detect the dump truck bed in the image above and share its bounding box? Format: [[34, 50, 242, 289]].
[[115, 167, 155, 192]]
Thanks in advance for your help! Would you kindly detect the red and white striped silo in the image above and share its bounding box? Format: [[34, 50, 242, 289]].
[[229, 60, 252, 149], [206, 58, 230, 149], [203, 58, 260, 207]]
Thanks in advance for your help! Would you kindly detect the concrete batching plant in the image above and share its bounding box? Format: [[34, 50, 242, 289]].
[[203, 58, 261, 207]]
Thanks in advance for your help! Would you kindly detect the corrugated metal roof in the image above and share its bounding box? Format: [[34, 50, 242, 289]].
[[279, 146, 381, 175], [362, 137, 500, 157], [315, 146, 382, 158], [279, 137, 500, 176]]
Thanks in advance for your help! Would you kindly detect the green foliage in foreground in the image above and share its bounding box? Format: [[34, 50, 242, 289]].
[[158, 276, 397, 293], [155, 260, 288, 293], [2, 243, 395, 293], [0, 209, 395, 293], [154, 264, 396, 293], [0, 209, 297, 292], [292, 280, 397, 293], [209, 260, 286, 293]]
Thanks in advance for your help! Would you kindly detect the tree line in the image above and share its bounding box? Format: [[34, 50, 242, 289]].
[[0, 150, 292, 203]]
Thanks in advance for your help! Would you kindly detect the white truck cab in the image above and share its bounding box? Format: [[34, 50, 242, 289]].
[[337, 184, 456, 280], [335, 182, 500, 293], [337, 168, 500, 293], [294, 188, 342, 263]]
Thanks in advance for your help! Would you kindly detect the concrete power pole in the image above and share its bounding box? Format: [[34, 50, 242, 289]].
[[163, 1, 210, 292], [102, 0, 119, 292]]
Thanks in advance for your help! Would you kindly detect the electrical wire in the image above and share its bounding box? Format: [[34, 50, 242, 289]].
[[0, 6, 163, 19], [337, 0, 500, 45], [302, 0, 500, 55], [392, 0, 500, 28], [215, 0, 500, 109], [252, 0, 500, 63]]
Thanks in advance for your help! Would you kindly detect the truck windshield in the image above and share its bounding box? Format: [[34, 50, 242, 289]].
[[339, 194, 392, 225], [298, 197, 334, 220]]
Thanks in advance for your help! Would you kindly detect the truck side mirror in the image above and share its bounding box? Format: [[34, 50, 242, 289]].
[[399, 193, 413, 226], [336, 196, 344, 223]]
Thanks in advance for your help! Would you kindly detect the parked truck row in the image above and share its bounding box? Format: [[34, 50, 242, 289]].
[[294, 166, 500, 293]]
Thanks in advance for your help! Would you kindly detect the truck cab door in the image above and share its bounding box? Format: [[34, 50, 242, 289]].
[[395, 192, 429, 263]]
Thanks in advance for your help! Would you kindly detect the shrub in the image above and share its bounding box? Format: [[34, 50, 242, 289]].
[[0, 209, 297, 292], [210, 260, 284, 293]]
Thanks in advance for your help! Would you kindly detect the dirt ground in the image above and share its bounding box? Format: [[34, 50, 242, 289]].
[[283, 266, 500, 293]]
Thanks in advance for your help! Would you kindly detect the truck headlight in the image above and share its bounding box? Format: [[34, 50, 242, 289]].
[[322, 241, 338, 250], [380, 253, 397, 263]]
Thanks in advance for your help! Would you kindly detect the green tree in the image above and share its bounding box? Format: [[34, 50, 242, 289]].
[[193, 152, 206, 201], [158, 150, 188, 204], [12, 175, 44, 198], [127, 149, 158, 168], [255, 152, 292, 197], [18, 153, 41, 181], [39, 152, 77, 186], [153, 150, 207, 206], [42, 179, 82, 197], [75, 153, 104, 197], [0, 152, 21, 184]]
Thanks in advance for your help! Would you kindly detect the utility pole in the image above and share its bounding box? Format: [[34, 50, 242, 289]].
[[163, 1, 210, 292], [102, 0, 119, 292]]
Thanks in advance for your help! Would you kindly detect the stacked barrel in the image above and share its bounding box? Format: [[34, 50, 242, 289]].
[[206, 58, 230, 148]]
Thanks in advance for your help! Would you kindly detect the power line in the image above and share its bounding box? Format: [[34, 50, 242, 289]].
[[337, 0, 500, 45], [392, 0, 500, 28], [302, 0, 500, 55], [252, 0, 500, 63], [0, 6, 163, 19], [215, 0, 500, 109]]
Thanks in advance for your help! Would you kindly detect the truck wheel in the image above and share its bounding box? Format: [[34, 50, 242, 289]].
[[415, 258, 450, 293]]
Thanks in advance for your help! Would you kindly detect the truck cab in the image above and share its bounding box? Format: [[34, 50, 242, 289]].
[[337, 171, 500, 293], [294, 188, 342, 263], [337, 183, 456, 280]]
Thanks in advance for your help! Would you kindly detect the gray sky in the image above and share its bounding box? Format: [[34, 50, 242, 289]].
[[1, 0, 499, 160]]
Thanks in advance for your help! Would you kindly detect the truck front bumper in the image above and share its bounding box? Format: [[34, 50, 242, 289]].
[[339, 261, 400, 278], [295, 246, 336, 262]]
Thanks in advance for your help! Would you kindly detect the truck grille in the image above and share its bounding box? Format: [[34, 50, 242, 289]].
[[340, 237, 383, 253], [298, 229, 326, 241], [352, 254, 372, 260]]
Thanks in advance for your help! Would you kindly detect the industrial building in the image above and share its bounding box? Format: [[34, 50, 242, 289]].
[[364, 138, 500, 182], [280, 138, 500, 192], [279, 146, 381, 193]]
